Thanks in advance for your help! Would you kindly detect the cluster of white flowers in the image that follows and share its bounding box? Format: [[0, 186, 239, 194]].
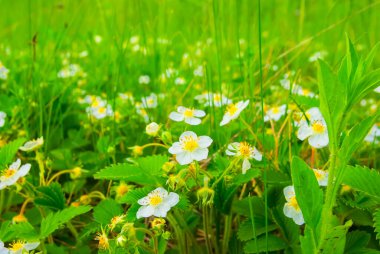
[[280, 73, 316, 98], [57, 64, 84, 79], [195, 92, 232, 108], [81, 95, 114, 120], [0, 61, 9, 80]]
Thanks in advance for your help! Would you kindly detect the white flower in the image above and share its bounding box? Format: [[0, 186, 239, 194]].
[[169, 106, 206, 125], [146, 122, 160, 136], [142, 93, 158, 109], [57, 64, 82, 78], [297, 107, 329, 148], [264, 105, 287, 122], [135, 103, 150, 123], [139, 75, 151, 85], [168, 131, 212, 165], [137, 187, 179, 218], [0, 159, 31, 190], [118, 92, 134, 103], [19, 137, 44, 152], [220, 100, 249, 126], [175, 77, 186, 85], [308, 51, 326, 62], [364, 124, 380, 144], [226, 142, 262, 174], [89, 105, 114, 120], [375, 86, 380, 93], [94, 35, 103, 44], [194, 65, 204, 77], [283, 186, 304, 225], [0, 62, 10, 80], [1, 240, 40, 254], [0, 111, 6, 127], [313, 169, 328, 186], [195, 92, 232, 108]]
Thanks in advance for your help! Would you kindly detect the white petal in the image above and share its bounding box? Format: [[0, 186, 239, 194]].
[[191, 148, 208, 161], [137, 205, 155, 218], [292, 212, 305, 225], [165, 192, 180, 207], [24, 242, 40, 251], [297, 125, 313, 141], [220, 115, 231, 126], [283, 186, 295, 201], [198, 136, 213, 148], [18, 164, 31, 177], [185, 117, 201, 125], [242, 159, 251, 174], [226, 149, 236, 156], [10, 159, 21, 170], [177, 106, 187, 113], [138, 196, 150, 205], [153, 187, 169, 198], [176, 152, 193, 165], [308, 133, 329, 148], [283, 203, 297, 218], [169, 112, 184, 122], [251, 147, 262, 161], [168, 142, 183, 154], [153, 203, 171, 217], [193, 110, 206, 117], [179, 131, 197, 140]]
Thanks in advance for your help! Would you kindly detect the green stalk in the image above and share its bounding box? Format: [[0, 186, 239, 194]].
[[248, 194, 259, 254], [202, 205, 213, 254], [257, 0, 268, 252], [222, 215, 232, 254], [35, 151, 45, 186]]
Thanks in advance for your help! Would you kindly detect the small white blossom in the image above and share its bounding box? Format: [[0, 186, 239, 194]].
[[226, 142, 262, 174], [283, 186, 304, 225], [0, 159, 31, 190], [19, 137, 44, 152], [1, 240, 40, 254], [365, 124, 380, 144], [139, 75, 151, 85], [168, 131, 212, 165], [174, 77, 186, 86], [0, 111, 6, 127], [297, 107, 329, 148], [137, 187, 179, 218], [193, 65, 204, 77], [313, 169, 329, 186], [0, 62, 10, 80], [141, 93, 158, 109], [264, 105, 287, 122], [169, 106, 206, 125], [220, 100, 249, 126], [146, 122, 160, 136]]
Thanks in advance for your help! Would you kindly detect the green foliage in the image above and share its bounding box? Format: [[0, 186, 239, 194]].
[[291, 157, 323, 232], [342, 165, 380, 198], [39, 206, 91, 239], [374, 209, 380, 244], [35, 183, 66, 210], [244, 234, 287, 253], [237, 219, 277, 241], [339, 114, 379, 164], [94, 155, 168, 185], [0, 138, 26, 168], [319, 220, 352, 254], [93, 199, 123, 225]]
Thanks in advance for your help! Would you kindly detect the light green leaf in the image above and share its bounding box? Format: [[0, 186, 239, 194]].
[[35, 183, 66, 210], [0, 138, 26, 168], [40, 206, 91, 239], [342, 165, 380, 198], [93, 199, 123, 225], [374, 209, 380, 244], [320, 220, 352, 254], [244, 234, 287, 253]]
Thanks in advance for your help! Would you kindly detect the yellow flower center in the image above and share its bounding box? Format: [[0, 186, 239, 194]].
[[182, 136, 199, 152], [303, 89, 310, 95], [272, 107, 280, 114], [91, 100, 100, 108], [116, 184, 129, 197], [226, 103, 238, 115], [2, 169, 16, 178], [288, 196, 300, 211], [183, 109, 194, 117], [312, 121, 325, 134], [214, 94, 221, 102], [9, 241, 25, 251], [239, 142, 251, 157], [149, 195, 163, 206], [96, 233, 109, 250], [97, 107, 106, 114], [147, 98, 154, 105]]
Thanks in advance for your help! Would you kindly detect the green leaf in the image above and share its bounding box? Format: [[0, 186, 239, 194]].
[[93, 199, 123, 225], [318, 59, 347, 142], [214, 180, 239, 214], [0, 138, 26, 168], [40, 206, 91, 239], [374, 209, 380, 244], [119, 187, 152, 204], [339, 114, 379, 164], [344, 230, 371, 254], [291, 157, 323, 231], [342, 165, 380, 198], [300, 226, 317, 254], [320, 220, 352, 254], [244, 234, 287, 253], [237, 219, 277, 241], [271, 206, 300, 244], [94, 155, 168, 185], [8, 222, 39, 240], [35, 183, 66, 210]]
